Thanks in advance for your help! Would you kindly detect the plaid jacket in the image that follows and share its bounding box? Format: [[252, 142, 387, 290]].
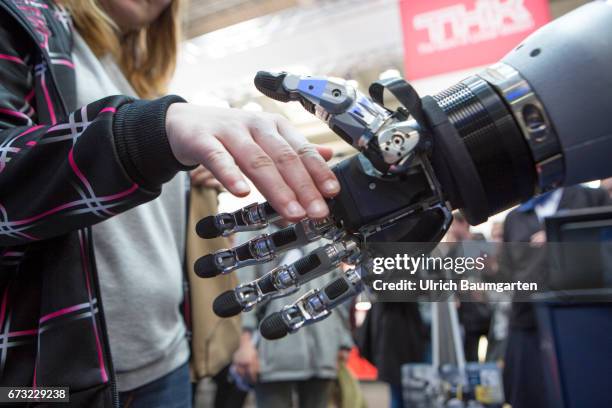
[[0, 1, 189, 406]]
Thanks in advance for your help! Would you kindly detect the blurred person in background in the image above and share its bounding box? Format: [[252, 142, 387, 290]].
[[357, 301, 428, 408], [601, 177, 612, 199], [186, 167, 245, 408], [0, 0, 338, 407], [490, 222, 504, 243], [483, 221, 511, 362], [232, 224, 353, 408], [446, 213, 492, 362], [499, 185, 610, 408]]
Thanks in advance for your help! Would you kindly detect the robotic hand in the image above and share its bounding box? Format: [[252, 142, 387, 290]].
[[195, 1, 612, 340], [194, 70, 457, 340]]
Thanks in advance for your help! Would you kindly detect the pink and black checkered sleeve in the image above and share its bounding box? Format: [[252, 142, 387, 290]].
[[0, 24, 189, 246]]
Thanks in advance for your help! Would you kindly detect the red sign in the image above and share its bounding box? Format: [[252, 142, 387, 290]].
[[399, 0, 551, 79]]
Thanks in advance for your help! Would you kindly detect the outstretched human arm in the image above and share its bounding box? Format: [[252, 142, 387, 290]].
[[0, 26, 338, 246]]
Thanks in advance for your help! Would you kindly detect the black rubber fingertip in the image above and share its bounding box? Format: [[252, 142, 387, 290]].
[[260, 312, 289, 340], [196, 216, 221, 239], [254, 71, 290, 102], [194, 254, 221, 278], [213, 290, 243, 317]]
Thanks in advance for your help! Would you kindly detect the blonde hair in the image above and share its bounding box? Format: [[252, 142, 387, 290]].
[[60, 0, 181, 99]]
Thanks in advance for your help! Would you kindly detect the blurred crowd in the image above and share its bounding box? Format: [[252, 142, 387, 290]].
[[190, 177, 612, 408]]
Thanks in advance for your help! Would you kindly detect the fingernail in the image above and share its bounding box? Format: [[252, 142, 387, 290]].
[[307, 200, 328, 217], [286, 201, 305, 218], [232, 181, 249, 194], [323, 179, 340, 194]]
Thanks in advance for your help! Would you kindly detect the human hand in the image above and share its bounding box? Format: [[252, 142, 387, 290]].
[[337, 348, 351, 365], [530, 230, 546, 247], [232, 332, 259, 383], [190, 165, 223, 190], [166, 104, 340, 221]]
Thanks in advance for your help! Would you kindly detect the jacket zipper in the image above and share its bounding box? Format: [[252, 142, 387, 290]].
[[0, 2, 119, 406], [87, 229, 120, 408]]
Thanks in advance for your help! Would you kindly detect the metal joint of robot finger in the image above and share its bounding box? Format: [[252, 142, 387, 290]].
[[273, 264, 300, 290], [344, 266, 365, 287], [232, 277, 299, 312], [377, 118, 422, 165], [212, 234, 276, 274], [232, 282, 261, 312], [214, 203, 275, 237], [240, 203, 274, 230], [327, 236, 361, 265], [270, 237, 361, 294], [249, 234, 277, 260], [279, 290, 332, 334], [354, 94, 393, 133], [278, 266, 366, 333], [301, 217, 337, 241]]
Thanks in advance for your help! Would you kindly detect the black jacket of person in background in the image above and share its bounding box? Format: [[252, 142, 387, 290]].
[[356, 302, 427, 386], [500, 185, 610, 408], [500, 185, 611, 329]]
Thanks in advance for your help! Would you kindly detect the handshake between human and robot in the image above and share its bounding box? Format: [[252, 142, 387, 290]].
[[194, 2, 612, 340]]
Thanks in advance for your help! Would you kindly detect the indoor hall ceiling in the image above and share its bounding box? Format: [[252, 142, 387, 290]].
[[184, 0, 313, 38]]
